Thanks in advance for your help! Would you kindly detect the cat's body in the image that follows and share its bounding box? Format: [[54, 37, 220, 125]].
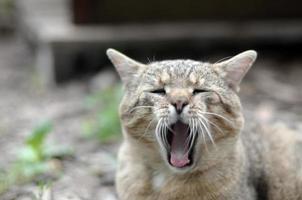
[[106, 49, 302, 200]]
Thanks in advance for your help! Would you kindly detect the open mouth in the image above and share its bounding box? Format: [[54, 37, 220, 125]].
[[166, 120, 197, 169]]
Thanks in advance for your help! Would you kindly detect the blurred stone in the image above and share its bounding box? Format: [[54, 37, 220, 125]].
[[55, 192, 83, 200], [35, 187, 53, 200], [18, 197, 34, 200], [255, 102, 275, 124], [96, 187, 117, 200]]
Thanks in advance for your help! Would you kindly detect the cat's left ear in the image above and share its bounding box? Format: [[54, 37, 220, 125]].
[[215, 50, 257, 92], [106, 48, 145, 84]]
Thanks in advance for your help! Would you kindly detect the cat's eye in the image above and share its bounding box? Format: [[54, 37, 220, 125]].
[[206, 92, 220, 104], [150, 89, 166, 95], [193, 89, 208, 95]]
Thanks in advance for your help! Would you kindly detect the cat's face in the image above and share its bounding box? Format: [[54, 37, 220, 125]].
[[107, 49, 257, 172]]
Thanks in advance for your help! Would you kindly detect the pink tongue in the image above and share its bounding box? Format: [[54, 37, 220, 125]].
[[170, 122, 190, 168]]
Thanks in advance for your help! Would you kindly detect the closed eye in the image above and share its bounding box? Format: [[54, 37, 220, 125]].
[[150, 89, 166, 95], [193, 89, 208, 95]]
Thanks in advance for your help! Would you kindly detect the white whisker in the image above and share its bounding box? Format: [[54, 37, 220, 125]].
[[155, 118, 166, 151], [214, 56, 233, 64], [199, 114, 224, 135], [189, 119, 197, 151], [185, 119, 193, 155], [165, 123, 174, 134], [197, 117, 215, 145], [185, 119, 193, 146], [129, 106, 153, 113], [160, 123, 166, 148], [192, 119, 200, 151], [163, 119, 172, 149], [197, 111, 233, 125], [143, 118, 157, 136], [161, 121, 169, 149], [196, 118, 208, 151]]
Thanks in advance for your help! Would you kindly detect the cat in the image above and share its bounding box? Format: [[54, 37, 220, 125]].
[[106, 48, 302, 200]]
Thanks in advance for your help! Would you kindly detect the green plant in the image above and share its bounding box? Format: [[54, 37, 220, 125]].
[[0, 0, 14, 17], [0, 121, 72, 195], [83, 85, 122, 142], [20, 121, 53, 163]]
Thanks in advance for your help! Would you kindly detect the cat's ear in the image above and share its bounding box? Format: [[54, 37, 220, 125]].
[[106, 48, 145, 83], [215, 50, 257, 92]]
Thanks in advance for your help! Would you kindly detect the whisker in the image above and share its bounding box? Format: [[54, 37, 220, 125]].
[[197, 111, 233, 125], [155, 118, 166, 151], [134, 118, 156, 143], [197, 117, 215, 145], [184, 119, 193, 155], [162, 119, 170, 148], [129, 106, 153, 113], [214, 56, 232, 64], [156, 118, 171, 150], [196, 118, 208, 151], [184, 123, 192, 148], [159, 122, 166, 148], [198, 114, 224, 135], [143, 118, 157, 136], [161, 121, 169, 149], [164, 122, 176, 138], [146, 57, 152, 64], [185, 119, 193, 146], [189, 119, 197, 151]]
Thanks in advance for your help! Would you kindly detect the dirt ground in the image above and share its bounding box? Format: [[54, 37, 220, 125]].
[[0, 35, 301, 200]]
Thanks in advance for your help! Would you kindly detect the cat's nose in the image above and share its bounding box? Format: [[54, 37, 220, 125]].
[[172, 100, 188, 114]]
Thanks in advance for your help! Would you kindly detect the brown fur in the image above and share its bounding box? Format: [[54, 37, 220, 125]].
[[106, 49, 302, 200]]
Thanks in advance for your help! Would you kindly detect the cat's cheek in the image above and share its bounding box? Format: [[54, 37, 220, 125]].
[[144, 93, 164, 104]]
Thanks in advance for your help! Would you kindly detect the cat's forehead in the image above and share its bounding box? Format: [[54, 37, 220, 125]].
[[145, 59, 212, 85], [149, 60, 210, 75], [151, 59, 203, 70]]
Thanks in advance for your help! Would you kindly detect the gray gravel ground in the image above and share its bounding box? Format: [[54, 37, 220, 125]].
[[0, 35, 301, 200]]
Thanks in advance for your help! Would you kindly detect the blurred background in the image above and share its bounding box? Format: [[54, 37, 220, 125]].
[[0, 0, 302, 199]]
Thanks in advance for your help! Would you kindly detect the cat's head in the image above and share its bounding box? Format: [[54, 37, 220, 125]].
[[107, 49, 257, 172]]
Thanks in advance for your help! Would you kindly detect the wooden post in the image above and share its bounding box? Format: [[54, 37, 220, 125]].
[[71, 0, 99, 24]]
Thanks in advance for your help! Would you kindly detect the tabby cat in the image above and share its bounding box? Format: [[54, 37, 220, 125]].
[[106, 48, 302, 200]]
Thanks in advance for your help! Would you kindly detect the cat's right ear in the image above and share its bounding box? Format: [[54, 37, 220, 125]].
[[106, 48, 145, 84]]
